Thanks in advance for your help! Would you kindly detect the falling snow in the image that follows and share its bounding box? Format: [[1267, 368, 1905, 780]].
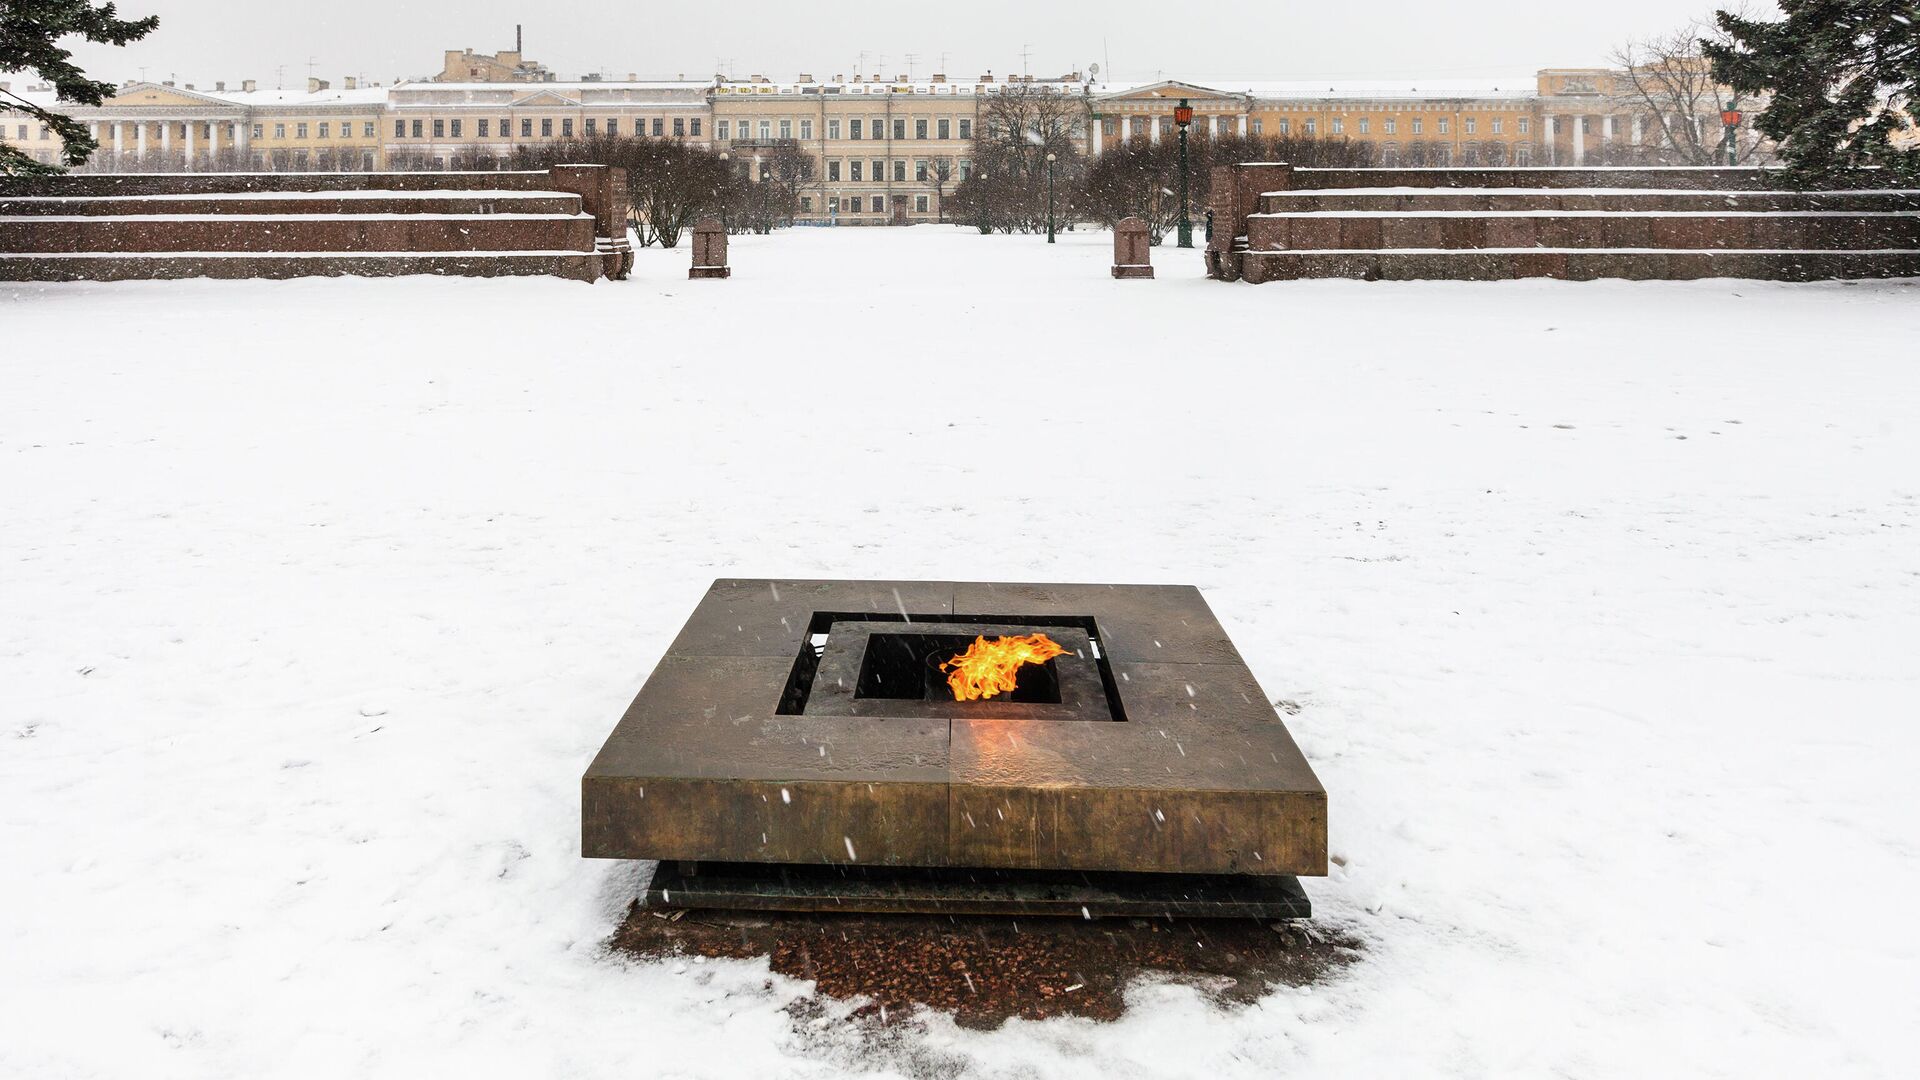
[[0, 229, 1914, 1078]]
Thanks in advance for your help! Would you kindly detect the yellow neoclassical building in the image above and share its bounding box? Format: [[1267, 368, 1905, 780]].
[[1093, 78, 1541, 165], [3, 52, 1759, 184], [383, 80, 713, 168], [1088, 71, 1750, 167], [0, 77, 389, 171], [710, 73, 1082, 224]]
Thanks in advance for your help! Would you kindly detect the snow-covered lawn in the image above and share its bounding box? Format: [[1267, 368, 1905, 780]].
[[3, 227, 1915, 1079]]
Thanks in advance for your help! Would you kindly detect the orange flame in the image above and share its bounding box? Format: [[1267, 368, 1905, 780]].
[[940, 633, 1067, 702]]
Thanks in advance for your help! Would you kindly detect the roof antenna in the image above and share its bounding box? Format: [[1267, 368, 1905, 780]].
[[516, 24, 523, 54]]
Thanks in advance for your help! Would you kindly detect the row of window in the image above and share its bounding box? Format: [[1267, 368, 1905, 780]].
[[394, 115, 704, 140], [241, 148, 380, 171], [251, 121, 377, 140], [821, 194, 933, 214], [823, 158, 964, 183], [1099, 114, 1533, 139], [714, 117, 972, 142]]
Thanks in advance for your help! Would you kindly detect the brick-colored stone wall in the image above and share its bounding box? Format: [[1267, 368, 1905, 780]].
[[0, 169, 620, 283], [1211, 163, 1920, 283], [0, 171, 563, 198]]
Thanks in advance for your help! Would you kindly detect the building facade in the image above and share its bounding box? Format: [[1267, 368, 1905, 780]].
[[437, 47, 553, 84], [3, 54, 1762, 197], [1094, 78, 1568, 166], [1, 77, 389, 171], [711, 73, 1081, 225], [384, 81, 712, 168]]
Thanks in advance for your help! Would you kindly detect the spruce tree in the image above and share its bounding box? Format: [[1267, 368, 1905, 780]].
[[1705, 2, 1919, 187], [0, 1, 159, 175]]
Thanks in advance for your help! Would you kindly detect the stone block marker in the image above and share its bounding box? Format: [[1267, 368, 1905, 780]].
[[1111, 216, 1154, 279], [689, 217, 730, 279]]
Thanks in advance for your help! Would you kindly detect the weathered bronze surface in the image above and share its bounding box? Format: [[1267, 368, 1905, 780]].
[[583, 580, 1327, 878]]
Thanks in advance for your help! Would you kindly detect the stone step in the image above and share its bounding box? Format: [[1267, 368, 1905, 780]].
[[1236, 247, 1920, 283], [1258, 190, 1920, 214], [0, 170, 561, 198], [0, 250, 606, 282], [1280, 166, 1783, 193], [0, 191, 584, 217], [1246, 212, 1920, 252], [0, 213, 596, 254]]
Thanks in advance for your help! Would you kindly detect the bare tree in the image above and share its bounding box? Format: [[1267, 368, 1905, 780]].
[[514, 135, 731, 248], [963, 82, 1089, 233], [1080, 137, 1181, 242], [923, 156, 956, 221], [1609, 12, 1773, 166], [754, 140, 812, 230]]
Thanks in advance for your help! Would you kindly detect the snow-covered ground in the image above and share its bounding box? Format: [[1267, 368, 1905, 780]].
[[3, 227, 1915, 1079]]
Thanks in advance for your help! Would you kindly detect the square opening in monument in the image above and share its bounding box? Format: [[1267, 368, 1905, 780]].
[[780, 613, 1123, 721], [854, 632, 1064, 704]]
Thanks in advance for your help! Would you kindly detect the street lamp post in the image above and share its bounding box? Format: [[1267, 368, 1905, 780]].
[[719, 151, 730, 232], [976, 169, 989, 234], [1175, 98, 1195, 248], [1720, 101, 1743, 167], [1046, 152, 1057, 244]]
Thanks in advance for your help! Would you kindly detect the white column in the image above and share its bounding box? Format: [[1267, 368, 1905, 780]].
[[135, 121, 147, 158], [1632, 115, 1643, 145], [1572, 116, 1586, 165], [1603, 115, 1615, 142], [160, 119, 171, 156], [1149, 111, 1160, 144], [112, 121, 124, 155], [1237, 113, 1247, 136], [207, 119, 219, 163], [184, 120, 195, 169], [1092, 114, 1103, 156]]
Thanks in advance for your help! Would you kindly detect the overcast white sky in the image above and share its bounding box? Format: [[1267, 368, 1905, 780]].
[[57, 1, 1755, 88]]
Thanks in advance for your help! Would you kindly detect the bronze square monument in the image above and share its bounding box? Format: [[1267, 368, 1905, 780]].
[[583, 579, 1327, 916]]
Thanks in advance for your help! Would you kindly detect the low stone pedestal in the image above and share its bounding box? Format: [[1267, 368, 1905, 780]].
[[688, 216, 730, 279], [1111, 216, 1155, 279]]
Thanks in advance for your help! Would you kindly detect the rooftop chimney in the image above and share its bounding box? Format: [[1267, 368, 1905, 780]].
[[307, 77, 330, 93], [979, 73, 995, 83], [215, 80, 226, 91], [628, 72, 637, 82], [242, 79, 257, 92], [516, 24, 523, 54], [798, 73, 814, 83], [344, 76, 357, 90], [162, 79, 175, 87]]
